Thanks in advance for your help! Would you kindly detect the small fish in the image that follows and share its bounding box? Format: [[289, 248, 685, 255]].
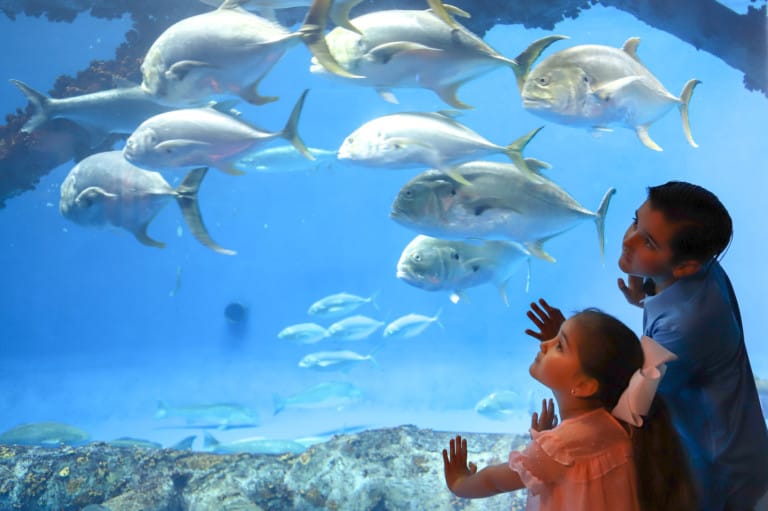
[[327, 315, 385, 341], [396, 235, 532, 304], [155, 401, 260, 429], [9, 79, 177, 146], [297, 350, 377, 371], [108, 437, 163, 449], [307, 292, 378, 318], [123, 90, 312, 175], [474, 390, 522, 420], [515, 35, 700, 151], [59, 151, 233, 255], [203, 432, 307, 454], [273, 381, 364, 414], [383, 310, 443, 338], [0, 422, 90, 446], [225, 302, 249, 324], [277, 322, 329, 344], [236, 145, 338, 173]]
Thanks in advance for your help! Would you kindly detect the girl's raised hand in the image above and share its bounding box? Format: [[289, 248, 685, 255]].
[[531, 398, 559, 432], [525, 298, 565, 341], [442, 435, 477, 492]]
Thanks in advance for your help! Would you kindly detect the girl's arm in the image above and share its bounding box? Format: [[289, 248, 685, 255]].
[[442, 435, 525, 498]]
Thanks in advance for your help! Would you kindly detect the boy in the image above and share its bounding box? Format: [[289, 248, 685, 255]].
[[526, 181, 768, 511]]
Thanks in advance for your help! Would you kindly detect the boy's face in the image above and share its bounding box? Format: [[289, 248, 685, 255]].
[[618, 200, 679, 279]]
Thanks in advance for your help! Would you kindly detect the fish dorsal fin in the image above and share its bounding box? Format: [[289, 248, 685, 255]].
[[435, 79, 473, 110], [330, 0, 363, 35], [426, 0, 468, 29], [524, 240, 556, 263], [524, 157, 552, 174], [621, 37, 642, 63], [434, 109, 463, 119], [442, 4, 471, 18]]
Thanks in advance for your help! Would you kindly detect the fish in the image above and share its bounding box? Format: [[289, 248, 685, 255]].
[[309, 1, 518, 109], [0, 421, 90, 446], [514, 35, 700, 151], [236, 145, 338, 173], [307, 291, 378, 318], [390, 158, 616, 262], [383, 310, 443, 338], [474, 390, 522, 420], [141, 0, 355, 107], [297, 350, 377, 371], [155, 400, 260, 429], [108, 437, 164, 449], [273, 381, 364, 414], [337, 111, 536, 184], [224, 302, 249, 324], [59, 151, 234, 255], [123, 90, 312, 175], [9, 79, 177, 145], [397, 235, 533, 304], [198, 0, 367, 34], [277, 322, 329, 344], [203, 432, 307, 454], [327, 314, 385, 340]]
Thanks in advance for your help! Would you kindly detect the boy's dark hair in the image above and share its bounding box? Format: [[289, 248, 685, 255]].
[[573, 309, 698, 511], [647, 181, 732, 264]]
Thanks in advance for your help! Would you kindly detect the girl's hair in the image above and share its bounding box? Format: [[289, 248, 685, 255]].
[[572, 309, 698, 511], [647, 181, 732, 264]]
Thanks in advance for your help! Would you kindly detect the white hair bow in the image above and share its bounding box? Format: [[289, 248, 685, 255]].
[[611, 336, 677, 427]]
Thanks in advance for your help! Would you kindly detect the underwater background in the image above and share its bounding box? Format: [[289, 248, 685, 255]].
[[0, 0, 766, 454]]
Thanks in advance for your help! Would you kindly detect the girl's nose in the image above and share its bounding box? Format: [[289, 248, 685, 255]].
[[540, 339, 552, 353]]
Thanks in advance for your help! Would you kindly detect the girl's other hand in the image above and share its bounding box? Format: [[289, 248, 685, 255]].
[[442, 435, 477, 492], [525, 299, 565, 341], [531, 398, 559, 432]]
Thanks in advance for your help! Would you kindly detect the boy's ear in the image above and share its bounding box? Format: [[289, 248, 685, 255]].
[[672, 259, 703, 279]]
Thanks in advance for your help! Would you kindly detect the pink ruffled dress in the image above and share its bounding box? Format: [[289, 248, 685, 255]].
[[508, 408, 640, 511]]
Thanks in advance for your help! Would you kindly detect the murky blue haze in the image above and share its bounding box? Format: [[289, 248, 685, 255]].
[[0, 2, 765, 449]]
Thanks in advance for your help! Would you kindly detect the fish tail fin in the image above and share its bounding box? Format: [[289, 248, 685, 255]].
[[511, 35, 569, 93], [281, 89, 314, 161], [202, 432, 219, 449], [273, 394, 286, 416], [171, 435, 196, 451], [175, 167, 237, 255], [504, 126, 545, 172], [300, 0, 363, 79], [678, 78, 701, 148], [369, 290, 381, 310], [10, 79, 52, 133], [594, 187, 617, 263]]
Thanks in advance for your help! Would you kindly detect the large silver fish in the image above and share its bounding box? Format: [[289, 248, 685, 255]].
[[237, 145, 338, 173], [390, 160, 616, 262], [60, 150, 233, 254], [123, 90, 311, 175], [474, 390, 523, 421], [297, 349, 377, 371], [0, 422, 90, 446], [10, 79, 176, 145], [514, 35, 700, 151], [203, 432, 307, 454], [273, 381, 364, 414], [142, 0, 354, 106], [337, 111, 536, 184], [396, 235, 531, 304], [309, 1, 517, 108], [155, 400, 260, 429]]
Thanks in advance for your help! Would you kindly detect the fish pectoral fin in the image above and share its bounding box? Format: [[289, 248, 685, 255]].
[[636, 125, 663, 152], [446, 168, 473, 187], [166, 60, 217, 81], [154, 139, 212, 152], [524, 240, 556, 263], [133, 222, 166, 249], [376, 89, 399, 104], [465, 197, 516, 216], [75, 186, 117, 207], [523, 157, 552, 173], [367, 41, 443, 65], [591, 75, 643, 102]]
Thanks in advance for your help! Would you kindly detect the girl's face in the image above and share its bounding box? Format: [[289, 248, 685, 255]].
[[529, 316, 590, 393]]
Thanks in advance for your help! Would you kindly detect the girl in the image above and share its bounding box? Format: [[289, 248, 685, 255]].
[[442, 308, 697, 511]]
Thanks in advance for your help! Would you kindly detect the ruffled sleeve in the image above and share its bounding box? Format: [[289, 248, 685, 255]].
[[508, 429, 573, 496]]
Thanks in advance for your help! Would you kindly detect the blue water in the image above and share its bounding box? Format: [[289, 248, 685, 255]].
[[0, 4, 766, 449]]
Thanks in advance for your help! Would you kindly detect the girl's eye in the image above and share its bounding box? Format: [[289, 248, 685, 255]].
[[631, 216, 638, 226], [556, 340, 563, 351]]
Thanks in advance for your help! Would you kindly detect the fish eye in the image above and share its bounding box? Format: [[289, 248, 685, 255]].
[[450, 189, 457, 196], [583, 75, 589, 83], [471, 264, 479, 272], [537, 76, 550, 86], [412, 253, 422, 262], [403, 189, 413, 198], [452, 251, 459, 260]]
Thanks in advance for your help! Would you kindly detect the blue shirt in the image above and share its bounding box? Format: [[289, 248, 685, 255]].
[[644, 261, 768, 511]]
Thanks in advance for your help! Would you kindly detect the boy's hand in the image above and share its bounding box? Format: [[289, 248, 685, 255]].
[[618, 276, 646, 308], [525, 299, 565, 341], [442, 435, 477, 492], [531, 398, 559, 432]]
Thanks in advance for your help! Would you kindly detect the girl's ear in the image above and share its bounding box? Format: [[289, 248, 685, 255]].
[[671, 259, 702, 279], [573, 375, 600, 399]]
